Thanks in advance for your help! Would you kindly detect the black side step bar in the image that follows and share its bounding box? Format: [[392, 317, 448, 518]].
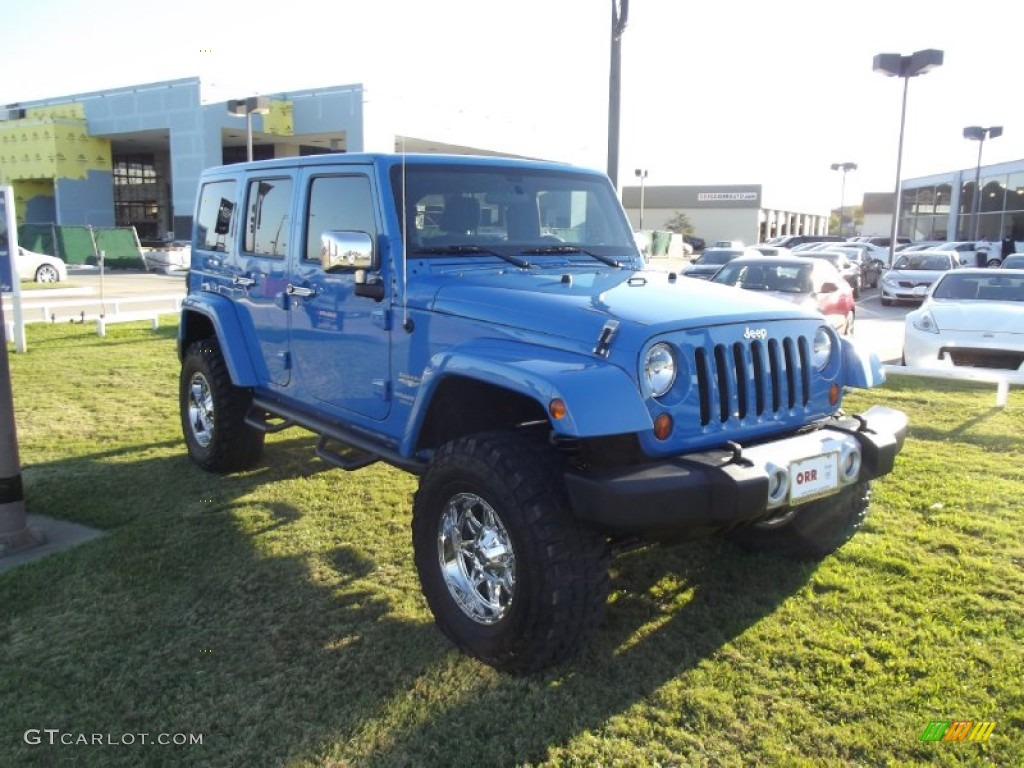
[[245, 409, 296, 433], [248, 398, 427, 475], [315, 437, 379, 471]]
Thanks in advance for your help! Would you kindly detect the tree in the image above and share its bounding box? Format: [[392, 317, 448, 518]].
[[664, 211, 694, 235]]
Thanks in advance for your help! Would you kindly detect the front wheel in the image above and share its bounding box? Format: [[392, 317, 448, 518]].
[[35, 264, 60, 283], [180, 337, 265, 473], [987, 258, 1002, 268], [412, 433, 609, 674], [726, 482, 871, 561]]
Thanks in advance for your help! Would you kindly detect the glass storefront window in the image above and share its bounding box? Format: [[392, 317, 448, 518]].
[[1006, 173, 1024, 212]]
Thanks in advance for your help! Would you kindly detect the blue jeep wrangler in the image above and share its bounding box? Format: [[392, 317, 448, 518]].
[[178, 153, 907, 673]]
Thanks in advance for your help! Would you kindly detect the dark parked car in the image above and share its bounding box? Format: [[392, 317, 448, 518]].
[[681, 247, 759, 279], [795, 249, 863, 297], [824, 245, 883, 289], [683, 234, 706, 252]]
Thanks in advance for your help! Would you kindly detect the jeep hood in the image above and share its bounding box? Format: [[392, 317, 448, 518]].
[[413, 266, 816, 344]]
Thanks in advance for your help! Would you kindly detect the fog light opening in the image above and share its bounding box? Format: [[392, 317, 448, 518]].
[[840, 446, 861, 481], [767, 465, 789, 506]]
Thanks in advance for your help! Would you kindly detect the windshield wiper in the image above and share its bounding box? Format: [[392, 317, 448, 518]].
[[413, 245, 532, 269], [522, 245, 623, 268]]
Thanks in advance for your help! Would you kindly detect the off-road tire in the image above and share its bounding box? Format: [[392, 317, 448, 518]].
[[180, 337, 265, 473], [412, 432, 610, 674], [727, 481, 871, 561]]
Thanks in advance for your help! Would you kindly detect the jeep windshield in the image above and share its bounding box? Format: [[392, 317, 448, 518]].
[[393, 164, 639, 266]]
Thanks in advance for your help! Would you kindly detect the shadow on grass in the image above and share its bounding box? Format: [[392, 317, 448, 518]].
[[349, 542, 814, 768], [906, 406, 1019, 452], [2, 434, 815, 767]]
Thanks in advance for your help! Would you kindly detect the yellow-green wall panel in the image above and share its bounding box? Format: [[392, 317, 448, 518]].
[[265, 100, 294, 136], [0, 118, 111, 181]]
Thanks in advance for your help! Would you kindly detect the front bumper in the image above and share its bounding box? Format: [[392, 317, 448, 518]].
[[564, 405, 907, 536]]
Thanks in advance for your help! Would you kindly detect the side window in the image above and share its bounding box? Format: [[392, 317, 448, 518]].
[[244, 177, 293, 258], [195, 180, 237, 254], [305, 175, 375, 262]]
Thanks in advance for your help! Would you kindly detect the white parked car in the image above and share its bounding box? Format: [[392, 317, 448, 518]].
[[903, 269, 1024, 370], [16, 247, 68, 283], [143, 241, 191, 274], [880, 250, 959, 306]]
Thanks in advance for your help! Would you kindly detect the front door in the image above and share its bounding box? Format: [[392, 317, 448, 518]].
[[286, 170, 391, 421]]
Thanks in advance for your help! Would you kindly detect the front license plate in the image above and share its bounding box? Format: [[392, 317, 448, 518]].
[[789, 453, 839, 505]]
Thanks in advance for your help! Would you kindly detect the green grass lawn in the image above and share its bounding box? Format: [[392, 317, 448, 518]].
[[2, 320, 1022, 767]]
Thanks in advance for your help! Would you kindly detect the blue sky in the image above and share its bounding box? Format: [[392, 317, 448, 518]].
[[2, 0, 1019, 211]]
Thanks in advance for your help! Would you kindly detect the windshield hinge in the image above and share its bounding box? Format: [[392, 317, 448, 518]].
[[593, 320, 620, 358]]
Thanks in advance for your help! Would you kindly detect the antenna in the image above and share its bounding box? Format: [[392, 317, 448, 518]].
[[401, 137, 412, 332]]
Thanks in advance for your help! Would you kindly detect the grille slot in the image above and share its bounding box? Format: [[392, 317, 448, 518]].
[[693, 334, 810, 426]]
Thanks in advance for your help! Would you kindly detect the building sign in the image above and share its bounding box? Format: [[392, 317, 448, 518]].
[[697, 192, 759, 202], [0, 187, 13, 293]]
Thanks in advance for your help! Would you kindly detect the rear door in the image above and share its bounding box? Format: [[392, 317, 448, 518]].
[[228, 173, 297, 386]]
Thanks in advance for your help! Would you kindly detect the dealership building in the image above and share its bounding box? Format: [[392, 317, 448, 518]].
[[620, 185, 828, 247], [0, 76, 512, 243], [894, 160, 1024, 243]]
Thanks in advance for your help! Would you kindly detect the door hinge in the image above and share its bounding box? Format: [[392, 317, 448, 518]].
[[371, 308, 391, 330], [372, 379, 391, 400]]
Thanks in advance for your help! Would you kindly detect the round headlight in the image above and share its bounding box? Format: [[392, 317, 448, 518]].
[[643, 342, 677, 398], [812, 326, 833, 370]]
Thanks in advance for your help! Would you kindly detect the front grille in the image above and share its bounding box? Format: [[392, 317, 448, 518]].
[[943, 347, 1024, 370], [693, 336, 811, 426]]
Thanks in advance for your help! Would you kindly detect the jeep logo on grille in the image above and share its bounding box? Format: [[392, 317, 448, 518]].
[[744, 327, 768, 340]]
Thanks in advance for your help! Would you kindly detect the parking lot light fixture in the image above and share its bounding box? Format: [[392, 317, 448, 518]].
[[227, 96, 271, 162], [873, 49, 944, 263], [830, 162, 857, 237], [963, 125, 1003, 240], [634, 168, 648, 230]]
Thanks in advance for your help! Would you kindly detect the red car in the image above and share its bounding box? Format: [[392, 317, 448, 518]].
[[709, 255, 856, 335]]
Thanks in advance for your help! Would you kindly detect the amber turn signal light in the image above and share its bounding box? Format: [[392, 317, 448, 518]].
[[549, 398, 567, 420], [654, 413, 673, 440]]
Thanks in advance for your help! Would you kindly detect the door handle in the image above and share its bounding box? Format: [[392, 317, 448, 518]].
[[286, 284, 317, 298], [232, 275, 257, 288]]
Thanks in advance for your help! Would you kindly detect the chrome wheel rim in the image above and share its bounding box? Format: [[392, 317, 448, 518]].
[[437, 493, 516, 624], [37, 266, 58, 283], [187, 371, 215, 448]]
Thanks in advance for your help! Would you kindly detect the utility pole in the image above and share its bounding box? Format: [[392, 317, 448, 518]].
[[606, 0, 629, 189], [0, 187, 42, 556]]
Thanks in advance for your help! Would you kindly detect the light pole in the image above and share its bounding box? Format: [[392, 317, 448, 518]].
[[873, 49, 943, 263], [830, 162, 857, 237], [634, 168, 648, 230], [606, 0, 629, 188], [227, 96, 271, 162], [963, 125, 1003, 241]]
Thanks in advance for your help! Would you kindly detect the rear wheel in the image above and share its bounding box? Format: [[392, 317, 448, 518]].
[[180, 337, 265, 472], [727, 482, 871, 561], [412, 432, 609, 673]]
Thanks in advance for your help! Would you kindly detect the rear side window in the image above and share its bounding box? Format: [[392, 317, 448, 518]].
[[304, 175, 376, 262], [196, 180, 237, 253], [244, 177, 293, 258]]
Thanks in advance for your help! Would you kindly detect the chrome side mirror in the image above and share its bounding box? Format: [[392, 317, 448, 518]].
[[320, 230, 375, 273]]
